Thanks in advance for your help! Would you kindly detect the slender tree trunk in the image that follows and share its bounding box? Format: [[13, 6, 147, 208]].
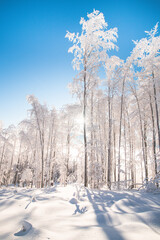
[[123, 114, 127, 188], [143, 115, 148, 181], [133, 140, 136, 186], [97, 100, 105, 186], [107, 84, 112, 189], [103, 119, 107, 183], [45, 124, 52, 186], [90, 90, 94, 188], [140, 153, 144, 184], [33, 131, 38, 187], [131, 139, 134, 188], [66, 122, 70, 182], [48, 132, 55, 186], [83, 63, 88, 187], [152, 71, 160, 151], [41, 146, 44, 188], [0, 141, 6, 186], [118, 76, 125, 188], [134, 90, 148, 182], [14, 141, 22, 186], [113, 125, 116, 183], [126, 107, 134, 188], [8, 139, 16, 185], [95, 119, 100, 188], [149, 93, 157, 176], [32, 102, 45, 188], [0, 141, 5, 171]]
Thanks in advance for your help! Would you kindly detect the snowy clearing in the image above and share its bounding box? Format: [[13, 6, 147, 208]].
[[0, 185, 160, 240]]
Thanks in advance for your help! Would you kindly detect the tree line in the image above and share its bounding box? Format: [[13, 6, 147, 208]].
[[0, 10, 160, 189]]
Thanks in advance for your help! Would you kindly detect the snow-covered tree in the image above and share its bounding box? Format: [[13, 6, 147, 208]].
[[66, 9, 118, 187]]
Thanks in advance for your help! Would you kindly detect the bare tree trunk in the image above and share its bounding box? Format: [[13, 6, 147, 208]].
[[41, 146, 44, 188], [83, 63, 88, 187], [97, 100, 105, 186], [49, 133, 56, 186], [0, 141, 5, 171], [32, 102, 45, 188], [45, 127, 51, 186], [8, 139, 16, 185], [131, 139, 134, 187], [133, 140, 136, 186], [126, 107, 134, 188], [66, 121, 70, 182], [140, 153, 144, 184], [47, 118, 55, 186], [113, 125, 116, 183], [33, 131, 38, 187], [103, 118, 107, 183], [107, 84, 112, 189], [149, 93, 157, 176], [143, 115, 148, 181], [134, 90, 148, 182], [95, 120, 100, 188], [98, 122, 104, 186], [152, 71, 160, 151], [90, 90, 94, 188], [14, 140, 22, 186], [123, 114, 127, 188], [118, 77, 125, 188]]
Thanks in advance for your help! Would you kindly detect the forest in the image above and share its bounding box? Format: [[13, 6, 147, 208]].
[[0, 10, 160, 191]]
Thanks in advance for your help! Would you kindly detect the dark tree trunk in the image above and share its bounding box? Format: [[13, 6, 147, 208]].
[[84, 63, 88, 187]]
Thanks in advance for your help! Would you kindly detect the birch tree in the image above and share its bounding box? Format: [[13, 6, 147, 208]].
[[27, 95, 49, 188], [130, 23, 160, 179], [104, 56, 123, 188], [66, 9, 118, 187]]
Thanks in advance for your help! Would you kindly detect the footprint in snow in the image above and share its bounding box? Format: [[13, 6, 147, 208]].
[[14, 220, 32, 236]]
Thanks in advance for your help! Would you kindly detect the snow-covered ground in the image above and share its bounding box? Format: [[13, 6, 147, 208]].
[[0, 184, 160, 240]]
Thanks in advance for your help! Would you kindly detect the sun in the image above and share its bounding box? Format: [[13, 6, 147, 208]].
[[75, 114, 85, 128]]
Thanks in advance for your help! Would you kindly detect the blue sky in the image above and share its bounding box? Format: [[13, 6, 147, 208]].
[[0, 0, 160, 127]]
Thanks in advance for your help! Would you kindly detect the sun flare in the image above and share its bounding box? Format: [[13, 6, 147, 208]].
[[75, 114, 85, 127]]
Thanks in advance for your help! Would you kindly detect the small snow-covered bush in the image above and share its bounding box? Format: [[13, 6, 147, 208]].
[[21, 169, 33, 187], [139, 172, 160, 192]]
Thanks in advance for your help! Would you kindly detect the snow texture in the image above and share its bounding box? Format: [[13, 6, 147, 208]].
[[0, 184, 160, 240], [14, 221, 32, 236]]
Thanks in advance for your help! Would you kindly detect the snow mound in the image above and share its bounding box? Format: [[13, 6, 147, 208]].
[[14, 220, 32, 236], [69, 197, 78, 204], [1, 185, 160, 240]]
